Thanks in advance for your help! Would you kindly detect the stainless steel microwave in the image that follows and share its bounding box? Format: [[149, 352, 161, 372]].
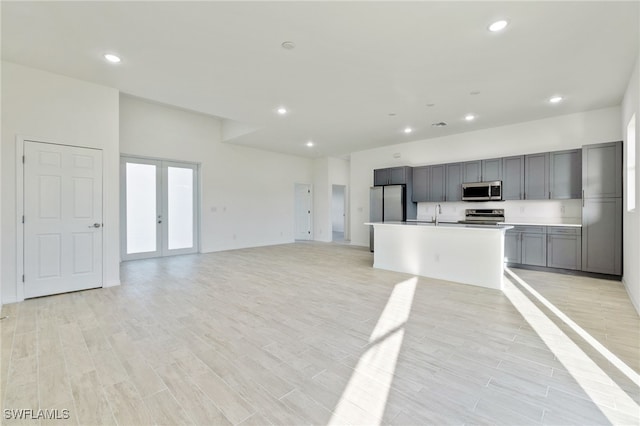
[[462, 181, 502, 201]]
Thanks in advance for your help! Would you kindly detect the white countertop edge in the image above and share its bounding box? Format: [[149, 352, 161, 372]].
[[499, 221, 582, 227], [365, 221, 513, 231]]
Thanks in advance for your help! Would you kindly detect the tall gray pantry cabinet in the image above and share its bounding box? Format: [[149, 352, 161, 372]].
[[581, 141, 623, 275]]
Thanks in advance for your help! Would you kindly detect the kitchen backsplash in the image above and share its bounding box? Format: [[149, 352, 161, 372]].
[[416, 199, 582, 224]]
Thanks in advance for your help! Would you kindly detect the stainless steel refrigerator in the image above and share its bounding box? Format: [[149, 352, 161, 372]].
[[369, 185, 406, 251]]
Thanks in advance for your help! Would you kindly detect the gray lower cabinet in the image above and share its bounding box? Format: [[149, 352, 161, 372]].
[[547, 227, 582, 270], [582, 198, 622, 275], [445, 163, 463, 201], [502, 155, 525, 200], [525, 153, 550, 199], [505, 226, 546, 266], [504, 230, 522, 264], [506, 225, 582, 270], [482, 158, 503, 182], [550, 149, 582, 199], [522, 227, 547, 266]]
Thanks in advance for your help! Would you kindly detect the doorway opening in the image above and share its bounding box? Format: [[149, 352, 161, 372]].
[[120, 156, 199, 260], [332, 184, 347, 242]]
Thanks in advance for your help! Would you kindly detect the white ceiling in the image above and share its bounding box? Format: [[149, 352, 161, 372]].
[[2, 1, 638, 158]]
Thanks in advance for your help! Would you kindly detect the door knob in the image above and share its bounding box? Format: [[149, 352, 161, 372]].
[[89, 223, 101, 228]]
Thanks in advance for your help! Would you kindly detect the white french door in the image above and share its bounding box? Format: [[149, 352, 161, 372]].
[[121, 157, 199, 260], [24, 141, 103, 298]]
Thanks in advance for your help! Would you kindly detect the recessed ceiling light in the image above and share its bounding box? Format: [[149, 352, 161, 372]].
[[103, 53, 121, 63], [277, 107, 288, 115], [306, 141, 314, 147], [465, 114, 476, 121], [549, 96, 563, 104], [488, 20, 508, 32], [281, 41, 296, 50], [404, 127, 413, 134]]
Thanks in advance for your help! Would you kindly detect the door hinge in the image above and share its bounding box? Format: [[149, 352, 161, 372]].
[[22, 155, 25, 164], [22, 215, 24, 224], [22, 275, 25, 283], [308, 210, 310, 214]]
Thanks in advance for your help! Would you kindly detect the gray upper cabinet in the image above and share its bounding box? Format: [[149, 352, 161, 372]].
[[429, 165, 446, 202], [524, 153, 550, 200], [550, 149, 582, 199], [445, 163, 463, 201], [374, 166, 411, 186], [582, 198, 622, 275], [583, 142, 623, 198], [373, 169, 389, 186], [389, 166, 409, 185], [502, 156, 525, 200], [462, 160, 482, 183], [412, 166, 429, 202], [482, 158, 503, 182]]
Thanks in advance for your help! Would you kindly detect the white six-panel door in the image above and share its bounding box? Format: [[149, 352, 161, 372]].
[[24, 141, 103, 298]]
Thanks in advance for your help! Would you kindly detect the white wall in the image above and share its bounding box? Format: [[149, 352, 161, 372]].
[[350, 107, 622, 246], [1, 62, 120, 304], [622, 57, 640, 315], [120, 95, 313, 252]]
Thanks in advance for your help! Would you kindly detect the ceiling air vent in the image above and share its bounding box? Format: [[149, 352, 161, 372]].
[[432, 121, 448, 127]]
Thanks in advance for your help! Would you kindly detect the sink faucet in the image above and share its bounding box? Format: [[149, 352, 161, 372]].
[[435, 204, 442, 225]]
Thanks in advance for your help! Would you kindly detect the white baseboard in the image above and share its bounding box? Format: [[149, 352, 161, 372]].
[[622, 276, 640, 316], [1, 296, 18, 306], [103, 280, 121, 288]]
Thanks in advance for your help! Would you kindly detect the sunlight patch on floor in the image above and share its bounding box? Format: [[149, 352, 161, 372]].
[[328, 277, 417, 426], [504, 269, 640, 422]]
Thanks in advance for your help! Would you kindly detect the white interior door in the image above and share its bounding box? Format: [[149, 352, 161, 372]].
[[295, 183, 312, 240], [24, 141, 103, 298], [121, 157, 198, 260]]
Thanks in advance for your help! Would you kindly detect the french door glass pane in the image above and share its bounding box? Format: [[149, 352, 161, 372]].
[[167, 166, 194, 250], [126, 163, 157, 254]]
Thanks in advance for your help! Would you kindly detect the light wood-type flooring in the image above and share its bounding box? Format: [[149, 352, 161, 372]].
[[1, 242, 638, 425]]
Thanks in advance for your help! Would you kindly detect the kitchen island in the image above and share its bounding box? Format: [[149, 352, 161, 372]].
[[366, 221, 513, 291]]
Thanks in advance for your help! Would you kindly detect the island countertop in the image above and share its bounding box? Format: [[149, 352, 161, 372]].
[[367, 221, 514, 231], [367, 221, 509, 290]]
